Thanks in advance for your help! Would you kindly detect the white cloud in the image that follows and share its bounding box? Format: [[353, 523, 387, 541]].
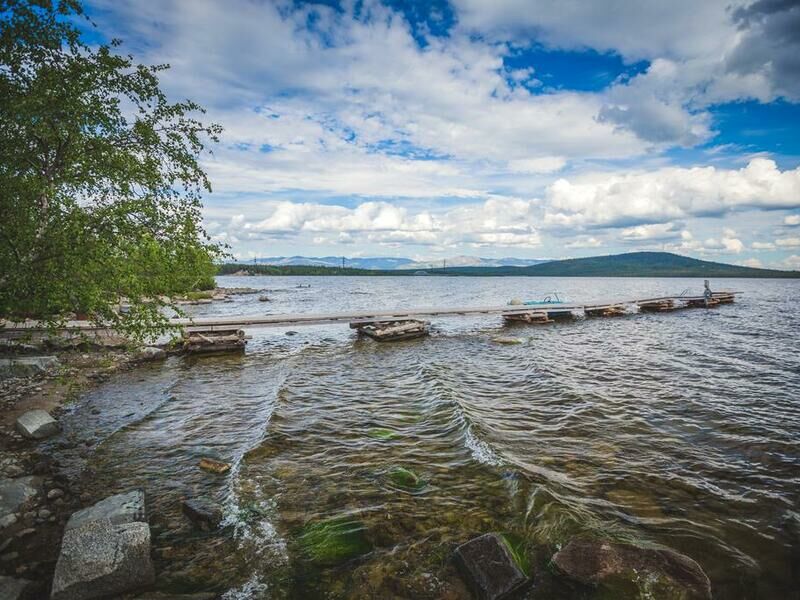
[[752, 241, 776, 250], [783, 255, 800, 270], [508, 157, 567, 174], [543, 159, 800, 229], [776, 237, 800, 248], [741, 258, 764, 268], [619, 223, 683, 241], [565, 236, 603, 248], [785, 215, 800, 226], [217, 196, 541, 249]]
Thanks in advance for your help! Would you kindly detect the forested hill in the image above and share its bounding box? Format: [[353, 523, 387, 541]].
[[445, 252, 800, 278], [218, 252, 800, 278]]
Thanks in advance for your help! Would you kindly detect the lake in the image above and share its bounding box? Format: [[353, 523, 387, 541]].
[[53, 276, 800, 598]]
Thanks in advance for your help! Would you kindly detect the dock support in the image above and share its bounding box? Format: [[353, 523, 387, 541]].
[[638, 299, 676, 312], [502, 311, 553, 324], [585, 305, 626, 317], [350, 319, 429, 341], [183, 329, 246, 354]]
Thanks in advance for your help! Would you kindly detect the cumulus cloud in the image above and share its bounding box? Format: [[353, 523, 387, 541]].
[[218, 197, 541, 249], [82, 0, 800, 262], [776, 237, 800, 248], [543, 159, 800, 229], [726, 0, 800, 100]]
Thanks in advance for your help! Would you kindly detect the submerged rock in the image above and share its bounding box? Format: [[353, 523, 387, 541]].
[[15, 410, 60, 440], [453, 533, 530, 600], [491, 337, 522, 345], [367, 428, 400, 441], [66, 490, 146, 531], [0, 575, 35, 599], [0, 477, 41, 525], [51, 518, 154, 600], [552, 537, 712, 599], [386, 467, 426, 493], [298, 517, 372, 565], [198, 457, 230, 474], [182, 497, 223, 531]]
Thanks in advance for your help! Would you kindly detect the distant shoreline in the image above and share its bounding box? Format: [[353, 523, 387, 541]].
[[219, 251, 800, 279]]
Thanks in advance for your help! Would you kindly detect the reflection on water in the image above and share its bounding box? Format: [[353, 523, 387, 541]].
[[54, 276, 800, 598]]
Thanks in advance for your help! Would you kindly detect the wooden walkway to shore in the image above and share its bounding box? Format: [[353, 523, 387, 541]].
[[0, 292, 738, 334]]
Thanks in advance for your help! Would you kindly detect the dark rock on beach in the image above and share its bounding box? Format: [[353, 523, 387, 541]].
[[552, 537, 712, 599], [453, 533, 530, 600]]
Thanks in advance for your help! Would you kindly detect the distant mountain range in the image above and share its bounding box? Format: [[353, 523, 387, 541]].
[[246, 255, 550, 270], [220, 251, 800, 278], [442, 251, 800, 278]]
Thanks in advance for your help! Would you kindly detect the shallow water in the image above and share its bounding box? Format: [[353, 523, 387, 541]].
[[53, 276, 800, 598]]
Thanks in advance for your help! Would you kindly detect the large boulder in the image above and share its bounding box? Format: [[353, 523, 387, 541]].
[[50, 518, 154, 600], [0, 356, 59, 379], [552, 537, 712, 599], [0, 476, 41, 527], [15, 410, 60, 440], [66, 490, 145, 531], [453, 533, 530, 600]]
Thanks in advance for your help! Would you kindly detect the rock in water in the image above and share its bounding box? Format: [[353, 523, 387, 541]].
[[135, 347, 166, 361], [552, 537, 712, 599], [51, 518, 154, 600], [66, 490, 146, 531], [198, 458, 230, 474], [0, 477, 41, 525], [15, 410, 60, 439], [0, 575, 35, 599], [182, 498, 223, 531], [453, 533, 530, 600], [491, 337, 522, 345]]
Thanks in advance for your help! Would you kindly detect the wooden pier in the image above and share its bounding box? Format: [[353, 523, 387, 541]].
[[0, 292, 739, 347]]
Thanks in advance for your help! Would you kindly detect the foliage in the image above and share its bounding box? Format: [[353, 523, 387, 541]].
[[0, 0, 224, 340]]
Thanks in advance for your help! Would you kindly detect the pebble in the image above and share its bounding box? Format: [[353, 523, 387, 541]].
[[0, 514, 17, 528], [38, 509, 51, 519], [15, 528, 35, 539], [48, 488, 64, 500], [1, 551, 19, 562]]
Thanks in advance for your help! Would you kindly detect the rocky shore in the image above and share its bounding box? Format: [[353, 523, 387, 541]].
[[1, 312, 715, 599]]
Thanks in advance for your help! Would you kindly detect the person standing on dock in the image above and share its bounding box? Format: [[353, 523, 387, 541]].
[[704, 280, 713, 307]]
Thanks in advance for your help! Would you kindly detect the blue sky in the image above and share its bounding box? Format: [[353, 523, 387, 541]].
[[84, 0, 800, 268]]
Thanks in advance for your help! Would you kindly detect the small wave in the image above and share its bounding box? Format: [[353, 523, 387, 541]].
[[464, 424, 503, 466], [221, 573, 271, 600]]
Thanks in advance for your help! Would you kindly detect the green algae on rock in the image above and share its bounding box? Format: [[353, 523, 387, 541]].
[[498, 533, 532, 577], [386, 467, 426, 492], [367, 428, 400, 441], [298, 517, 372, 566]]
